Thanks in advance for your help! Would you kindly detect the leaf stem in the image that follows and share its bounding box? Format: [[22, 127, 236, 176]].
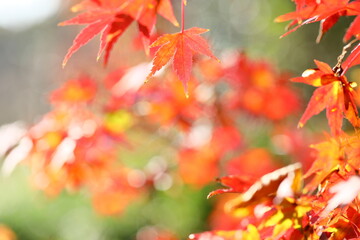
[[181, 0, 185, 33]]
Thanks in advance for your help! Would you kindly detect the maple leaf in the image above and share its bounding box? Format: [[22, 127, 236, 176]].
[[121, 0, 179, 32], [342, 42, 360, 73], [303, 138, 343, 192], [147, 27, 218, 95], [275, 0, 360, 41], [60, 0, 178, 66], [316, 13, 340, 43], [215, 163, 302, 211], [292, 60, 359, 136], [60, 12, 133, 67], [343, 16, 360, 42], [207, 175, 254, 199]]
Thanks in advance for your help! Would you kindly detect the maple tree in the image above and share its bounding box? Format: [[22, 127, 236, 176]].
[[2, 0, 360, 239]]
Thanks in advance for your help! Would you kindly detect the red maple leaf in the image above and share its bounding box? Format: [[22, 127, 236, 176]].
[[292, 60, 359, 136], [208, 163, 302, 210], [147, 27, 218, 95], [342, 42, 360, 73], [207, 175, 254, 199], [60, 0, 178, 66], [275, 0, 360, 41]]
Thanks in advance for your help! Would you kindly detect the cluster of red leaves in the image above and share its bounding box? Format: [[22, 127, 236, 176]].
[[193, 148, 360, 239], [275, 0, 360, 75], [10, 0, 360, 239], [275, 0, 360, 40], [94, 53, 302, 190], [14, 1, 360, 236], [3, 77, 148, 216], [191, 10, 360, 238], [2, 51, 306, 224], [61, 0, 218, 94], [223, 53, 301, 121], [60, 0, 178, 66]]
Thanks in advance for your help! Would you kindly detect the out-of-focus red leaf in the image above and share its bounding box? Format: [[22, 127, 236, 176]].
[[226, 148, 279, 179], [50, 77, 97, 104], [138, 79, 202, 129], [211, 126, 242, 154], [178, 146, 220, 187], [224, 53, 300, 121], [103, 68, 127, 90], [92, 172, 141, 215], [0, 225, 16, 240], [198, 58, 224, 82]]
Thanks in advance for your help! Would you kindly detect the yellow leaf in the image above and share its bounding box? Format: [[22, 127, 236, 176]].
[[273, 219, 293, 237], [242, 224, 260, 240], [104, 110, 133, 134]]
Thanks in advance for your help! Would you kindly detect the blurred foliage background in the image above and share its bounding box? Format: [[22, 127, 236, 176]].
[[0, 0, 357, 239]]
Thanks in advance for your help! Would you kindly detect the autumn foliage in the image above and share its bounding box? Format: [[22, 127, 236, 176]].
[[2, 0, 360, 239]]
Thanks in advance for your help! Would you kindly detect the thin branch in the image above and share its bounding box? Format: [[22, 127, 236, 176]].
[[181, 0, 185, 33], [333, 39, 358, 76]]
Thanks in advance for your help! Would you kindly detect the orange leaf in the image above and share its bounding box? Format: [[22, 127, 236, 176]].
[[50, 77, 97, 104], [62, 17, 114, 67], [294, 60, 359, 136], [0, 225, 16, 240], [224, 163, 302, 211], [303, 138, 343, 192], [207, 175, 254, 199], [147, 27, 218, 95]]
